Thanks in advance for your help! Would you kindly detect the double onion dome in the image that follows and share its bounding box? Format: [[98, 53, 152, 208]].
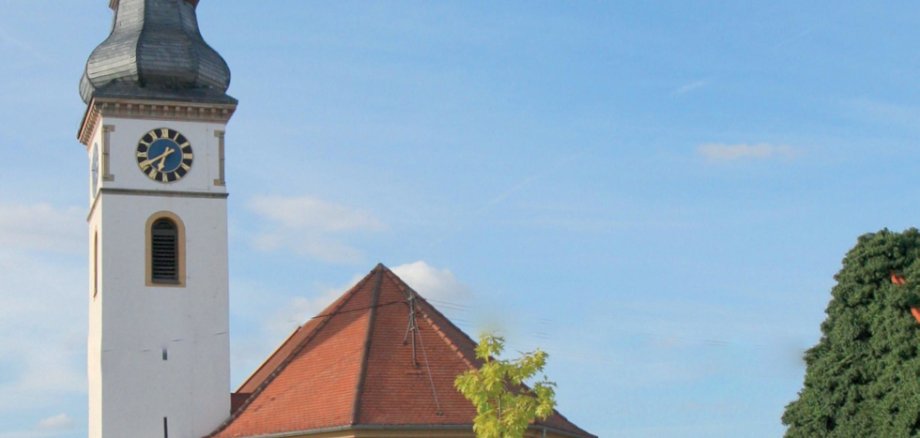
[[80, 0, 235, 104]]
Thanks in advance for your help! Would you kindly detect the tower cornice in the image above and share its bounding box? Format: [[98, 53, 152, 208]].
[[79, 97, 236, 146]]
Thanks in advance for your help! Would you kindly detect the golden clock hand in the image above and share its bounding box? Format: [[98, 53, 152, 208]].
[[155, 148, 176, 171], [139, 148, 175, 169], [157, 153, 173, 171], [139, 150, 169, 168]]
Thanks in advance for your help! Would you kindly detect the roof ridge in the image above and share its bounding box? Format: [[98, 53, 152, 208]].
[[380, 268, 596, 438], [207, 266, 381, 438], [416, 301, 478, 370], [350, 267, 385, 425], [211, 264, 596, 438], [534, 411, 597, 438], [380, 268, 479, 369], [233, 325, 302, 393], [234, 268, 380, 391]]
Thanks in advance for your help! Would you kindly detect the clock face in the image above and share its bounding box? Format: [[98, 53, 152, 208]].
[[136, 128, 193, 183]]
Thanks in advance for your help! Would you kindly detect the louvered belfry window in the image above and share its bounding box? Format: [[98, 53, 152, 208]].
[[151, 219, 179, 283]]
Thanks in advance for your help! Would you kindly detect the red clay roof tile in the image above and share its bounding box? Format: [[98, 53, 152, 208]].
[[209, 264, 595, 438]]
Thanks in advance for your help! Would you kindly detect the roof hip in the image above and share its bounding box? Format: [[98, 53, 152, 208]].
[[350, 266, 385, 424]]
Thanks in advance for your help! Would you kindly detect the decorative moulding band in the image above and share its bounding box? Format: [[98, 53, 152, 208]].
[[87, 188, 229, 221], [78, 98, 237, 145], [100, 188, 229, 200]]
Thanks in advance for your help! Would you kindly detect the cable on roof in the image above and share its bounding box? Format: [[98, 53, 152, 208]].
[[403, 291, 420, 367], [405, 288, 443, 416], [417, 317, 443, 416], [308, 299, 405, 320]]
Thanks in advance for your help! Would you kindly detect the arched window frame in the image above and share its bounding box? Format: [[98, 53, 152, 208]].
[[93, 231, 100, 298], [145, 211, 186, 287]]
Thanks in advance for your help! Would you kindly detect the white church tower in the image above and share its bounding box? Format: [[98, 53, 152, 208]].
[[78, 1, 235, 436]]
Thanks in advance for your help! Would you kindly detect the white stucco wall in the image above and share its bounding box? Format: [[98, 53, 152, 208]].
[[87, 114, 231, 438], [99, 117, 228, 194]]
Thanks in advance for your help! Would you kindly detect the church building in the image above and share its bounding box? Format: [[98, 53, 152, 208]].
[[77, 1, 595, 437]]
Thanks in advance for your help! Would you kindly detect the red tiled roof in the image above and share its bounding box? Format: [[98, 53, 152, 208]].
[[209, 264, 595, 438]]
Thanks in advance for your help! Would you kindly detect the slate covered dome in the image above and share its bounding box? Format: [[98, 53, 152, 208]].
[[80, 0, 234, 104]]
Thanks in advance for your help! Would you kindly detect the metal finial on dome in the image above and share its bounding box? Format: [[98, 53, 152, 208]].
[[79, 0, 234, 104]]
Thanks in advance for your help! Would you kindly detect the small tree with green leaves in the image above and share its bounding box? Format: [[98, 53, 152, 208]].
[[455, 333, 556, 438]]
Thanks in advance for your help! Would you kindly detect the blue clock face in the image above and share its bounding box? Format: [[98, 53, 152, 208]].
[[135, 128, 193, 183]]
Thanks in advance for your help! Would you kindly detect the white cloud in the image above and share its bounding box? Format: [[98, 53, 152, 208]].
[[229, 262, 475, 389], [844, 98, 920, 131], [229, 272, 367, 384], [249, 196, 384, 232], [0, 27, 52, 63], [673, 80, 708, 96], [0, 252, 86, 410], [260, 261, 472, 348], [0, 203, 83, 253], [0, 412, 77, 438], [392, 260, 472, 303], [0, 204, 86, 427], [697, 143, 795, 162], [247, 195, 385, 263], [36, 414, 73, 431], [265, 280, 360, 339], [252, 233, 363, 263]]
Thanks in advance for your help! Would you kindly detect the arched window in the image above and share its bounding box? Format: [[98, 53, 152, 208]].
[[93, 232, 99, 298], [151, 219, 178, 282], [146, 212, 185, 286]]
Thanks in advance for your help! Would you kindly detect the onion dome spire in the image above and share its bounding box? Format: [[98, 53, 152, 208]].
[[79, 0, 234, 104]]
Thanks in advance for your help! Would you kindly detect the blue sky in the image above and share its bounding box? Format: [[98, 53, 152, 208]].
[[3, 1, 920, 437]]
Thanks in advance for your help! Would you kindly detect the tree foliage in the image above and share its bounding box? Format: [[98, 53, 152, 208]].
[[455, 333, 556, 438], [783, 228, 920, 437]]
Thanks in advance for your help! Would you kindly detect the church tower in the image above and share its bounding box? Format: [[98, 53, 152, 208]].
[[78, 1, 235, 436]]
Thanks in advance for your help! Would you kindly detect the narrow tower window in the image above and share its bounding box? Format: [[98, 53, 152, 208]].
[[93, 232, 99, 298], [146, 212, 185, 287], [214, 130, 226, 186], [102, 125, 115, 181], [151, 219, 178, 283]]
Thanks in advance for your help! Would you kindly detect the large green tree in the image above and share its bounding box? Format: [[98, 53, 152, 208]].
[[783, 228, 920, 436], [455, 333, 556, 438]]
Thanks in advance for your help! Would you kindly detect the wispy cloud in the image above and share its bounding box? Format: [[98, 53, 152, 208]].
[[0, 27, 52, 63], [0, 203, 85, 428], [264, 282, 357, 339], [36, 414, 74, 431], [430, 151, 585, 250], [0, 414, 77, 438], [844, 98, 920, 131], [248, 195, 385, 263], [0, 203, 83, 253], [249, 196, 384, 232], [773, 28, 813, 50], [230, 260, 474, 385], [392, 260, 472, 303], [697, 143, 795, 162], [673, 80, 708, 96], [266, 261, 472, 338]]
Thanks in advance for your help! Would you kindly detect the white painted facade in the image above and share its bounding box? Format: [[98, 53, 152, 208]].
[[87, 114, 231, 438]]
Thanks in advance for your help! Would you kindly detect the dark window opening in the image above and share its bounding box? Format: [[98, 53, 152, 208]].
[[162, 348, 168, 361], [163, 417, 168, 438], [151, 219, 178, 283]]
